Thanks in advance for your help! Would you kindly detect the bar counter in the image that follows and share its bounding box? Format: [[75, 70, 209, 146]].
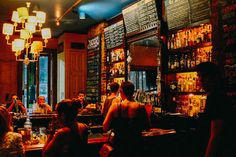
[[24, 128, 176, 157]]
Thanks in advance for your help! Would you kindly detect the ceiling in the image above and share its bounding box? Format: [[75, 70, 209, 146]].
[[0, 0, 137, 37]]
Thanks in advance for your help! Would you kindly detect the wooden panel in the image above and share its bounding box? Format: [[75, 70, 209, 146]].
[[68, 50, 87, 99], [0, 34, 18, 104]]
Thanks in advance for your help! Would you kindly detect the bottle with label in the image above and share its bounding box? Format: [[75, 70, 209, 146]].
[[32, 100, 36, 113], [24, 117, 32, 142]]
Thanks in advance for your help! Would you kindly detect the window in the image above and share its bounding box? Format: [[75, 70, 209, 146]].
[[22, 56, 49, 108]]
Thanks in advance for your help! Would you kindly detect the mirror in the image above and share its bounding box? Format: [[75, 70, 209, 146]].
[[128, 35, 161, 94]]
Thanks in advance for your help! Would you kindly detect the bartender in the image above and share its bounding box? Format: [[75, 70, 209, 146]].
[[77, 91, 88, 109], [6, 94, 26, 113], [33, 96, 52, 114]]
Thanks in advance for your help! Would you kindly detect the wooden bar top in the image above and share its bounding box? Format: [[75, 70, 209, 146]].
[[24, 136, 109, 151], [24, 128, 176, 152]]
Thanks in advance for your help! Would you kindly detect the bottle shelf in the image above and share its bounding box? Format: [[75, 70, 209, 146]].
[[109, 59, 126, 64], [168, 68, 197, 74], [170, 91, 205, 95], [168, 42, 212, 53], [109, 75, 126, 79]]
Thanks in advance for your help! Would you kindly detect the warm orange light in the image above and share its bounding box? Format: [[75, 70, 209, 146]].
[[12, 39, 25, 52], [17, 7, 29, 20], [11, 11, 21, 23], [20, 29, 30, 39], [25, 23, 36, 33], [2, 2, 50, 65], [28, 16, 37, 24], [41, 28, 51, 39], [30, 41, 43, 53], [2, 23, 14, 35], [36, 11, 46, 23]]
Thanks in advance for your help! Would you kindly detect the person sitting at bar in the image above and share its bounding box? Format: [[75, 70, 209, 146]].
[[77, 91, 88, 109], [0, 106, 25, 157], [6, 94, 26, 113], [103, 81, 150, 157], [33, 96, 52, 114], [196, 62, 236, 157], [42, 99, 88, 157], [101, 82, 121, 117]]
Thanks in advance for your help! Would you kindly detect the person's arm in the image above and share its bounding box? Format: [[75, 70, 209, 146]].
[[139, 104, 151, 130], [7, 102, 15, 112], [78, 123, 88, 144], [103, 103, 117, 132], [45, 104, 52, 112], [17, 100, 26, 113], [205, 120, 223, 157], [42, 129, 64, 157]]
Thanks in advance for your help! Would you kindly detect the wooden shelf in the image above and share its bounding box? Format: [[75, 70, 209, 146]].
[[170, 91, 205, 95], [168, 42, 212, 53]]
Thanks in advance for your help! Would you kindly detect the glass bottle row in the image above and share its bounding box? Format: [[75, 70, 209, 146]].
[[168, 46, 212, 71], [168, 24, 212, 50]]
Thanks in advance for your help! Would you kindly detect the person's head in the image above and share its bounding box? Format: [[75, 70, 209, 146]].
[[109, 82, 120, 94], [55, 99, 78, 124], [196, 62, 222, 92], [77, 91, 85, 102], [120, 81, 135, 101], [37, 96, 46, 105], [71, 98, 82, 109], [0, 106, 12, 137], [11, 94, 18, 101]]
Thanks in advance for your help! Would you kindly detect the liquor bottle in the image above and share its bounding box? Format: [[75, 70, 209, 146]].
[[173, 54, 179, 70], [24, 117, 32, 142], [190, 51, 196, 69], [180, 53, 185, 70]]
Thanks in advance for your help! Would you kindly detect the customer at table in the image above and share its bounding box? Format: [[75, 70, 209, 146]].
[[43, 99, 88, 157], [101, 82, 121, 117], [0, 106, 25, 157], [77, 91, 88, 109], [196, 62, 236, 157], [103, 81, 150, 157], [6, 94, 26, 113], [33, 96, 52, 114]]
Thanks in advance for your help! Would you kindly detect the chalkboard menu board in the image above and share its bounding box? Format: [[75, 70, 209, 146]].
[[189, 0, 210, 23], [87, 36, 100, 103], [165, 0, 210, 30], [122, 0, 160, 36], [166, 0, 190, 30], [104, 21, 125, 49], [220, 2, 236, 103]]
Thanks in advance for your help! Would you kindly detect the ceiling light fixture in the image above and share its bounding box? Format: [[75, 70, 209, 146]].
[[56, 0, 82, 25], [2, 2, 51, 65]]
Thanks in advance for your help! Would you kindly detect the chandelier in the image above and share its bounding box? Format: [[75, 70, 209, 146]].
[[2, 2, 51, 65]]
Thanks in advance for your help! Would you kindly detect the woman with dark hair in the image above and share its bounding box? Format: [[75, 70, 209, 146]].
[[42, 99, 88, 157], [0, 106, 25, 157], [103, 81, 150, 157]]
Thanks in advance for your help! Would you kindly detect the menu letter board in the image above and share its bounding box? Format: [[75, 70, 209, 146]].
[[87, 36, 101, 103], [104, 21, 125, 49], [189, 0, 210, 23], [165, 0, 211, 30], [122, 0, 160, 36], [166, 0, 190, 30]]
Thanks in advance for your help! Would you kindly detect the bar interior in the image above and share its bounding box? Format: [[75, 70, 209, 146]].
[[0, 0, 236, 157]]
